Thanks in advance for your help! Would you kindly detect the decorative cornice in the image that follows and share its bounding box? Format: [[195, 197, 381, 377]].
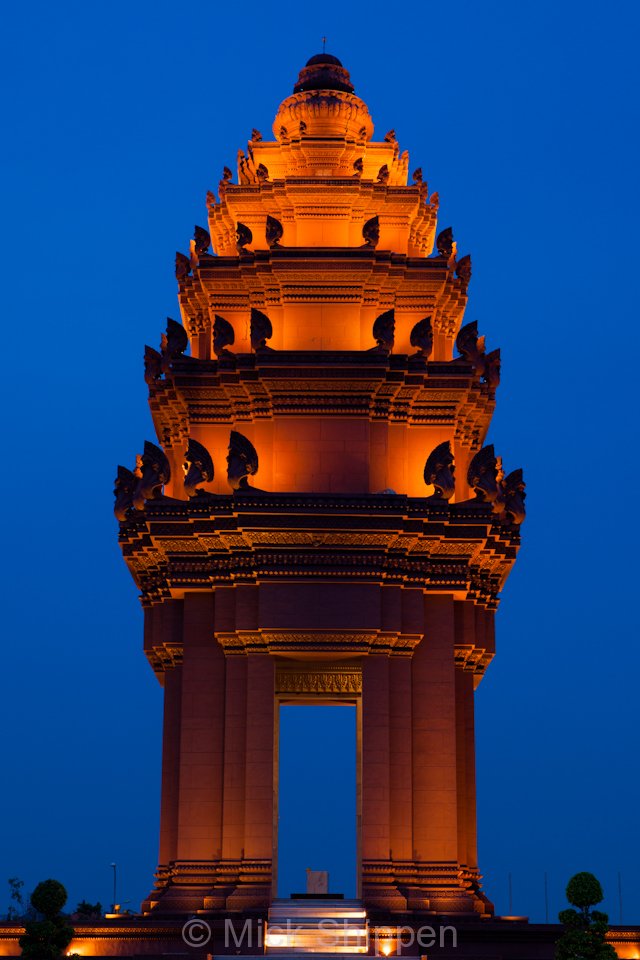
[[119, 493, 517, 610], [215, 630, 421, 656]]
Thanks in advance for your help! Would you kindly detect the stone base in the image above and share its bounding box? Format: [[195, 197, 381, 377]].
[[142, 858, 272, 915], [362, 860, 491, 918]]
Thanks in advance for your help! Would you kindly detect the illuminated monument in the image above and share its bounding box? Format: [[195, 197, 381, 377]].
[[115, 53, 526, 921]]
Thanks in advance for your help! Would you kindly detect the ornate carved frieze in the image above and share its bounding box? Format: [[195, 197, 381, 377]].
[[276, 665, 362, 695]]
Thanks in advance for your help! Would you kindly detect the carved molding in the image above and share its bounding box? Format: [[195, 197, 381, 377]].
[[276, 665, 362, 695], [215, 630, 421, 655]]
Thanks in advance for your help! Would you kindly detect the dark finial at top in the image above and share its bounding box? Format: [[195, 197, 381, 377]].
[[293, 52, 355, 94]]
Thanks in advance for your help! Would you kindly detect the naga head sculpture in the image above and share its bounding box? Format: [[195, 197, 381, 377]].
[[502, 468, 526, 525], [410, 315, 434, 359], [175, 252, 191, 281], [213, 314, 235, 358], [483, 348, 501, 390], [266, 215, 284, 248], [362, 215, 379, 248], [456, 254, 472, 288], [371, 308, 395, 354], [193, 225, 211, 258], [133, 441, 171, 509], [227, 430, 259, 491], [455, 320, 486, 376], [250, 307, 273, 352], [236, 222, 253, 254], [423, 441, 456, 500], [467, 444, 500, 504], [161, 318, 189, 361], [436, 226, 454, 259], [114, 465, 137, 521], [184, 437, 214, 498], [144, 345, 163, 385]]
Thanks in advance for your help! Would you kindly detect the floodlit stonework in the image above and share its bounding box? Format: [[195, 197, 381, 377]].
[[115, 51, 525, 920]]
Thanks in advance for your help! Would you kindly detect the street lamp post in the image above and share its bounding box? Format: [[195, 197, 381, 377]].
[[110, 863, 117, 913]]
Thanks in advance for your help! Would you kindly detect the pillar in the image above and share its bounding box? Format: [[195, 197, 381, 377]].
[[226, 652, 274, 909], [412, 594, 458, 864], [362, 655, 391, 863], [389, 657, 413, 863], [221, 656, 248, 862], [176, 593, 225, 861], [159, 663, 183, 865]]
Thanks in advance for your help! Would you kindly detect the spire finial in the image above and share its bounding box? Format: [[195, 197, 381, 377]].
[[321, 36, 327, 52]]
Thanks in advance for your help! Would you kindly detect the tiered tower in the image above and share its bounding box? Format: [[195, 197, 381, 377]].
[[115, 53, 525, 920]]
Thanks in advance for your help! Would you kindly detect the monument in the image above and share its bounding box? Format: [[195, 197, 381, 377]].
[[115, 51, 524, 921]]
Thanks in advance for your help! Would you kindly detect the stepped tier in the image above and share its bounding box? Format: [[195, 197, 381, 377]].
[[147, 352, 495, 500], [179, 249, 466, 357]]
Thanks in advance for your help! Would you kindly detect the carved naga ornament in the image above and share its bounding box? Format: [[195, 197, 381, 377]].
[[436, 226, 454, 260], [266, 215, 284, 248], [370, 308, 395, 355], [175, 251, 191, 280], [192, 224, 211, 259], [501, 468, 526, 524], [236, 222, 253, 254], [467, 444, 501, 506], [161, 317, 188, 373], [184, 437, 214, 497], [213, 314, 236, 358], [423, 441, 455, 501], [144, 345, 163, 384], [484, 348, 501, 390], [133, 441, 171, 510], [456, 254, 472, 288], [456, 320, 486, 378], [410, 315, 434, 359], [114, 466, 137, 521], [250, 307, 274, 353], [361, 215, 379, 248], [227, 430, 260, 492]]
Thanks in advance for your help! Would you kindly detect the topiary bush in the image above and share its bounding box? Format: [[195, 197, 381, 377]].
[[19, 880, 74, 959], [555, 872, 617, 960]]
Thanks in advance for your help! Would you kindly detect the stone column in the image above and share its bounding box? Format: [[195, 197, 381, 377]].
[[389, 656, 413, 863], [462, 668, 477, 872], [362, 655, 391, 860], [159, 663, 183, 866], [409, 594, 462, 912], [455, 666, 469, 869], [221, 656, 248, 862], [226, 652, 274, 909], [362, 655, 408, 909], [175, 593, 225, 874]]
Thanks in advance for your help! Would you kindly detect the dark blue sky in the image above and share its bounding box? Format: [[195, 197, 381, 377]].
[[1, 0, 639, 925]]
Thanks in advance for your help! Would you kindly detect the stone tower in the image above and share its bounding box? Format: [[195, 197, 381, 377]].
[[115, 52, 524, 919]]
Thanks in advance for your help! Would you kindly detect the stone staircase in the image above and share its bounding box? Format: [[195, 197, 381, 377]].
[[265, 899, 369, 954]]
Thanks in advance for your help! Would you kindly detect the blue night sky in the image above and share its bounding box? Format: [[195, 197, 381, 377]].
[[1, 0, 639, 926]]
